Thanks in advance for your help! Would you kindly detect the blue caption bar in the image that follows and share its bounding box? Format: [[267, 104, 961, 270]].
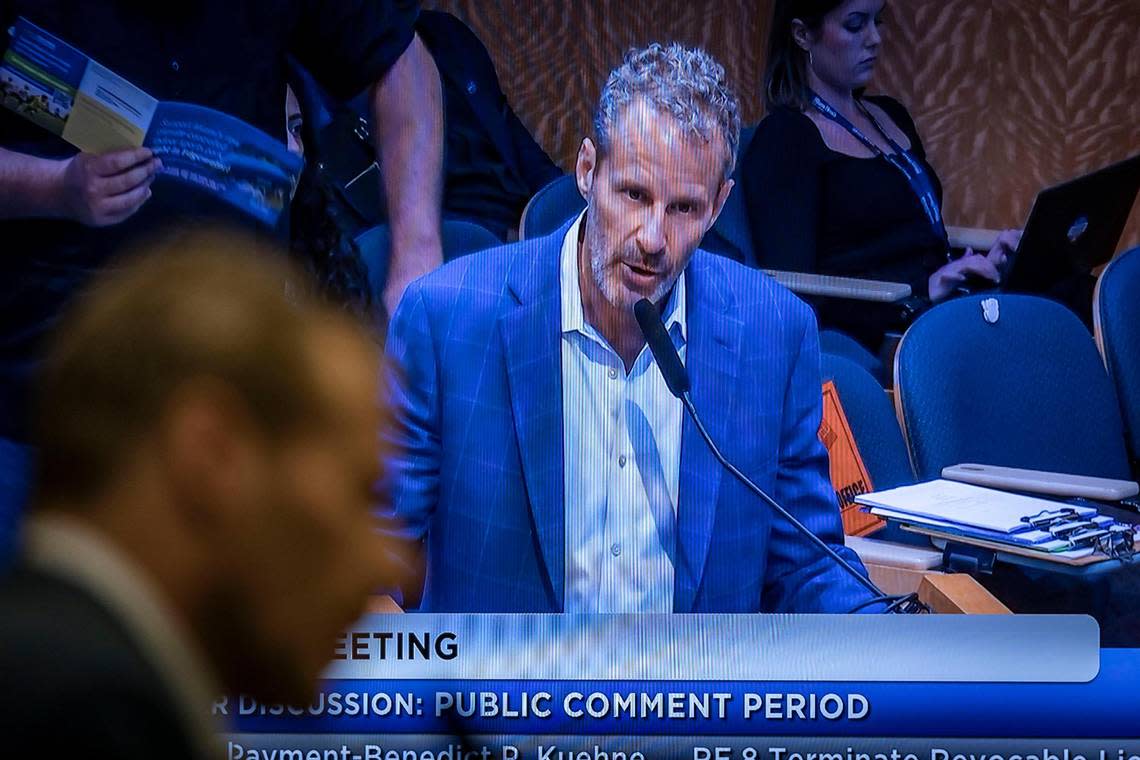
[[224, 650, 1137, 738], [319, 614, 1098, 683]]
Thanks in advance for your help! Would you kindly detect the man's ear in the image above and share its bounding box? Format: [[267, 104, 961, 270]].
[[576, 138, 598, 199], [160, 380, 264, 529], [707, 177, 734, 231]]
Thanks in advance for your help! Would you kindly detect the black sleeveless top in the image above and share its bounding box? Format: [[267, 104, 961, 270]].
[[741, 96, 948, 346]]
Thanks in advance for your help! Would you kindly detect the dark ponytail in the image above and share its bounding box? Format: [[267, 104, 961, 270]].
[[764, 0, 844, 111], [288, 163, 375, 322], [285, 64, 376, 323]]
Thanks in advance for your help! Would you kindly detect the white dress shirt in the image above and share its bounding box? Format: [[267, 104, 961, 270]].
[[560, 213, 687, 613]]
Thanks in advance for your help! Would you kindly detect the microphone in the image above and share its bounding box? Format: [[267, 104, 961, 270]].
[[633, 298, 925, 614], [635, 298, 690, 398]]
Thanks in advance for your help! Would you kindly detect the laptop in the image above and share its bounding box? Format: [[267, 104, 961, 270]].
[[1003, 153, 1140, 293]]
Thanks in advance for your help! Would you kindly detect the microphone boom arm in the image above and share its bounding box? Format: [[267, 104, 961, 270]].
[[633, 297, 926, 613], [679, 391, 882, 599]]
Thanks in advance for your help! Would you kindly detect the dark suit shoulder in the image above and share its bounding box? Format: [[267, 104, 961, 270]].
[[0, 567, 195, 758], [0, 566, 149, 678]]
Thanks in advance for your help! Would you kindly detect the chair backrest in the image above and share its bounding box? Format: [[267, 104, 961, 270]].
[[1094, 246, 1140, 464], [894, 294, 1131, 480], [519, 174, 584, 240], [821, 353, 914, 490], [441, 219, 502, 260], [354, 224, 392, 300], [699, 124, 758, 264], [819, 329, 884, 385], [354, 220, 502, 298]]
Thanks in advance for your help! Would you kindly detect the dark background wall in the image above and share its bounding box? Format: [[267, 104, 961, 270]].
[[427, 0, 1139, 250]]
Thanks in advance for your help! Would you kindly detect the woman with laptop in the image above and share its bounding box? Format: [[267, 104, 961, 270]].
[[742, 0, 1020, 351]]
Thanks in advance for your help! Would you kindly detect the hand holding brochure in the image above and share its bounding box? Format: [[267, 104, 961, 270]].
[[1, 17, 302, 225]]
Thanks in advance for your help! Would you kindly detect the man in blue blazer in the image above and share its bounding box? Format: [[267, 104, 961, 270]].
[[382, 44, 881, 614]]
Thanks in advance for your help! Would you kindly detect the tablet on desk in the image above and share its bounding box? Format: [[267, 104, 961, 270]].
[[941, 463, 1139, 501]]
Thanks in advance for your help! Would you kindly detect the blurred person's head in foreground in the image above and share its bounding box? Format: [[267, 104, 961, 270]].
[[29, 229, 394, 704]]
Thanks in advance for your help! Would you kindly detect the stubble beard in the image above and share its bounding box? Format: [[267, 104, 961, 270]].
[[584, 215, 673, 314]]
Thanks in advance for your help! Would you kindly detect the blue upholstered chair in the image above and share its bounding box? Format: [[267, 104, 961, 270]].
[[894, 293, 1140, 640], [353, 224, 392, 301], [356, 219, 502, 302], [821, 353, 913, 491], [1094, 246, 1140, 470], [820, 329, 885, 385], [518, 174, 584, 240], [441, 219, 503, 259], [893, 294, 1132, 481], [700, 124, 758, 265], [821, 352, 929, 548]]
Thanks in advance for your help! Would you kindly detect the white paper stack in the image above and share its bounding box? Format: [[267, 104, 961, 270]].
[[854, 480, 1118, 559]]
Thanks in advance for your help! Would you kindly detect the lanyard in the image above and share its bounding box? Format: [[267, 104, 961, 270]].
[[809, 91, 947, 240]]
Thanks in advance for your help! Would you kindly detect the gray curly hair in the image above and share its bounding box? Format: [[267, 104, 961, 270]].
[[594, 42, 742, 181]]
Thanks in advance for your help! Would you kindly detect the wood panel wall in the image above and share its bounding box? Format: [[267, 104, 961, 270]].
[[428, 0, 1140, 251], [873, 0, 1140, 249], [424, 0, 771, 168]]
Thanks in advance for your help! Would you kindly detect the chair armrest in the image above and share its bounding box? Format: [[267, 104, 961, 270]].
[[918, 574, 1012, 614], [848, 536, 938, 597], [941, 463, 1139, 500], [847, 535, 941, 570], [763, 270, 912, 303], [847, 536, 1012, 612], [946, 225, 1001, 252]]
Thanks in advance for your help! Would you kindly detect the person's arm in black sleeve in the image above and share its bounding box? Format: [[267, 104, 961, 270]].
[[507, 105, 563, 195], [874, 96, 1019, 292], [292, 0, 444, 316], [427, 10, 560, 196], [741, 110, 823, 272]]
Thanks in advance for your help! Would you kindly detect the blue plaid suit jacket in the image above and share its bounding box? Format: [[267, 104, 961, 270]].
[[382, 221, 879, 613]]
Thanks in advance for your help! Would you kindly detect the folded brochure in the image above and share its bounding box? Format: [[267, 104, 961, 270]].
[[1, 17, 302, 225]]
